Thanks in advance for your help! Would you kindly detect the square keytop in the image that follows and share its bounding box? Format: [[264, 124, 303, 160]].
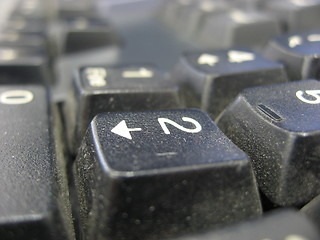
[[73, 109, 262, 240], [217, 80, 320, 206]]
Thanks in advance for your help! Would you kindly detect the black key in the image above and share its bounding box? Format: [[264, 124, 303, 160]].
[[170, 210, 320, 240], [52, 45, 121, 103], [58, 0, 95, 17], [4, 17, 47, 36], [65, 65, 184, 153], [196, 9, 280, 48], [0, 47, 49, 84], [172, 48, 288, 118], [73, 109, 262, 240], [161, 0, 230, 39], [216, 80, 320, 206], [0, 86, 74, 239], [178, 0, 230, 39], [11, 0, 51, 21], [264, 30, 320, 80], [61, 17, 119, 53], [0, 32, 46, 50], [229, 0, 261, 9], [161, 0, 196, 30], [261, 0, 320, 31]]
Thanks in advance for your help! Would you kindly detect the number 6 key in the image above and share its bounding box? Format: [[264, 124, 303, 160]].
[[73, 109, 262, 240], [216, 79, 320, 207]]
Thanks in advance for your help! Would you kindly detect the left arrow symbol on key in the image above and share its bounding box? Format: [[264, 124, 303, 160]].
[[111, 120, 142, 139]]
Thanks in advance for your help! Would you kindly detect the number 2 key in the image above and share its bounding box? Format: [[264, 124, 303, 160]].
[[73, 109, 262, 240]]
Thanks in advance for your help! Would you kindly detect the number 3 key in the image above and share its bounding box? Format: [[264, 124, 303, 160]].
[[217, 79, 320, 207], [73, 109, 262, 240]]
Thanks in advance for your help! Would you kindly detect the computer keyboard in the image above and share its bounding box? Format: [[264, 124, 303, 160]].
[[0, 0, 320, 240]]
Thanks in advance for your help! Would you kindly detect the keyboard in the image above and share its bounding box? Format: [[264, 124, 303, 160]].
[[0, 0, 320, 239]]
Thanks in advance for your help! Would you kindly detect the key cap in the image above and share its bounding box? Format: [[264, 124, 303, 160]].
[[57, 0, 95, 18], [4, 17, 47, 36], [261, 0, 320, 31], [11, 0, 53, 21], [170, 210, 320, 240], [0, 32, 46, 50], [216, 80, 320, 206], [229, 0, 261, 9], [196, 9, 280, 48], [172, 48, 288, 118], [73, 109, 262, 240], [0, 86, 74, 240], [65, 65, 184, 153], [60, 16, 119, 54], [161, 0, 196, 32], [0, 47, 49, 84], [264, 30, 320, 80], [167, 0, 230, 39]]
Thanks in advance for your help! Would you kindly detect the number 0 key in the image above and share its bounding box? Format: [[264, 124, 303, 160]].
[[73, 109, 262, 240]]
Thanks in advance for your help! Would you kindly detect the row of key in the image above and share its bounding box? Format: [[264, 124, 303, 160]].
[[0, 0, 320, 240]]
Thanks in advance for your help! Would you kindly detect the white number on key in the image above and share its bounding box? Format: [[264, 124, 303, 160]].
[[0, 90, 34, 104], [158, 117, 202, 134], [296, 90, 320, 104]]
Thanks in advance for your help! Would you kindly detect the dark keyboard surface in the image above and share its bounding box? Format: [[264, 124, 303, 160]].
[[0, 0, 320, 239]]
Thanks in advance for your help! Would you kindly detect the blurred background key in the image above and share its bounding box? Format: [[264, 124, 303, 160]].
[[0, 46, 49, 84], [260, 0, 320, 32], [196, 9, 281, 49], [264, 30, 320, 80], [172, 48, 288, 118], [59, 16, 120, 54], [65, 65, 184, 154]]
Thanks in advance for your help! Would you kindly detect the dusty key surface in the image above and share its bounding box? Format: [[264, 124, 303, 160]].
[[73, 109, 262, 240], [172, 48, 287, 118], [65, 65, 183, 153], [0, 86, 74, 240], [264, 30, 320, 80], [261, 0, 320, 31], [217, 80, 320, 206], [169, 210, 320, 240]]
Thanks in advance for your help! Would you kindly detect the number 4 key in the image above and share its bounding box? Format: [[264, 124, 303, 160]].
[[73, 109, 262, 240]]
